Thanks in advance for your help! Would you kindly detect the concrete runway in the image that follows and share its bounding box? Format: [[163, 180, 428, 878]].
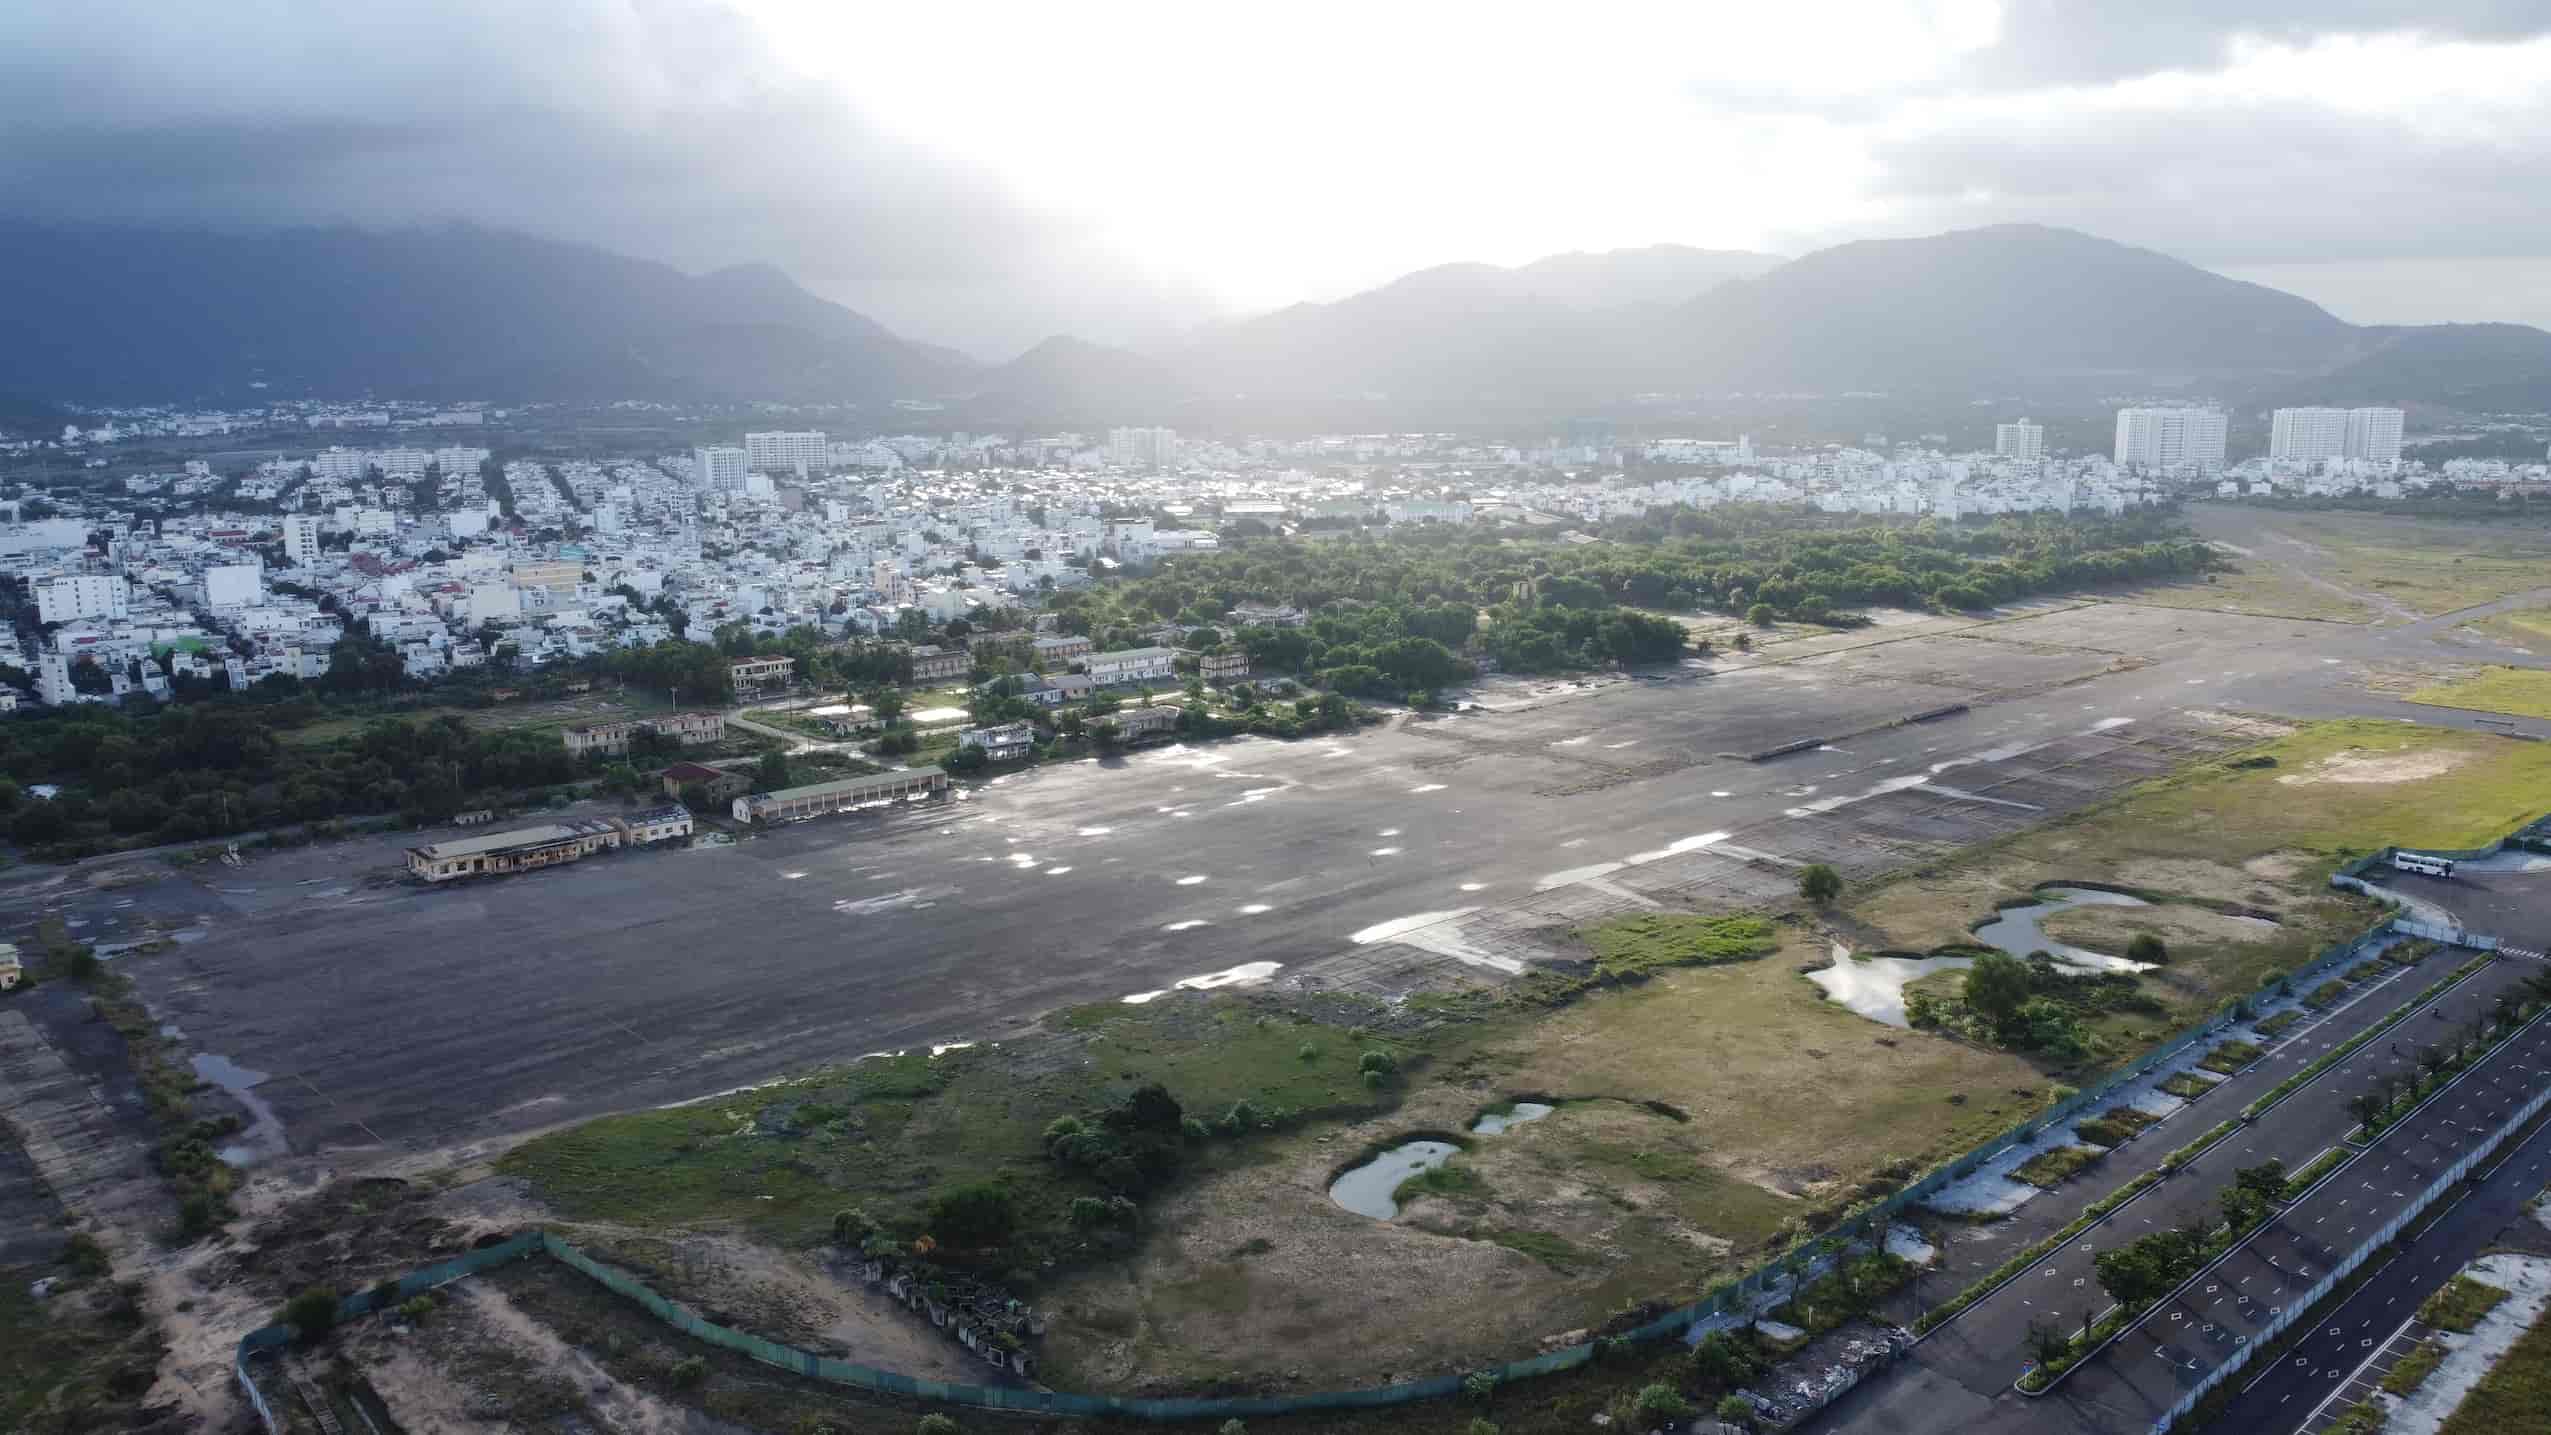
[[16, 593, 2546, 1174]]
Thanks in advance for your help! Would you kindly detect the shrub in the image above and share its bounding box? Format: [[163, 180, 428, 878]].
[[1297, 1041, 1320, 1062], [926, 1182, 1016, 1247], [1220, 1422, 1247, 1435], [1363, 1070, 1387, 1090], [1469, 1422, 1503, 1435], [281, 1286, 340, 1345], [1717, 1393, 1755, 1425], [1634, 1383, 1693, 1419], [916, 1415, 960, 1435], [1798, 863, 1842, 904], [671, 1356, 707, 1387], [1358, 1050, 1397, 1076], [2127, 933, 2167, 964], [1463, 1370, 1498, 1404], [832, 1207, 877, 1246], [1041, 1115, 1083, 1151], [1069, 1197, 1112, 1228]]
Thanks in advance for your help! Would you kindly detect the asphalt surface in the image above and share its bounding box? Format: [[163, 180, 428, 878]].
[[1894, 947, 2536, 1395], [2210, 1102, 2551, 1435]]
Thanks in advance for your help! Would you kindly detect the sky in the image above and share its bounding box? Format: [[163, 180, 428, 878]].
[[5, 1, 2549, 358]]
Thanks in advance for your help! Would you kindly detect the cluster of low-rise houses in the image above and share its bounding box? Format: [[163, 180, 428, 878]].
[[3, 409, 2543, 713]]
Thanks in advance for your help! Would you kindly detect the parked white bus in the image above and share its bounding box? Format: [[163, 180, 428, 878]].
[[2390, 851, 2456, 878]]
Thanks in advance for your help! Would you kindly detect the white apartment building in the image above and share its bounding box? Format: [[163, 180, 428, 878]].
[[204, 563, 264, 609], [283, 513, 323, 567], [1085, 645, 1178, 686], [692, 445, 750, 493], [2113, 406, 2228, 473], [2269, 406, 2403, 465], [1107, 426, 1179, 468], [2346, 407, 2405, 465], [745, 431, 828, 473], [312, 446, 369, 480], [2269, 407, 2351, 462], [1994, 420, 2044, 461], [34, 573, 129, 624]]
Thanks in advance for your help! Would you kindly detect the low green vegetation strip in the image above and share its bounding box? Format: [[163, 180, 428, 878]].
[[2305, 979, 2349, 1009], [1576, 913, 1780, 978], [2013, 1145, 2103, 1187], [2280, 1148, 2351, 1201], [2072, 1106, 2160, 1148], [2159, 1072, 2221, 1100], [2437, 1299, 2551, 1435], [2420, 1274, 2512, 1333], [2198, 1039, 2266, 1075], [1912, 1171, 2159, 1335], [2253, 1010, 2304, 1038], [2381, 1337, 2447, 1396], [2243, 953, 2494, 1119], [2161, 1120, 2242, 1172]]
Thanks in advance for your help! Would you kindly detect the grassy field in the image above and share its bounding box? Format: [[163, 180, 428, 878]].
[[1838, 718, 2551, 1051], [2119, 567, 2380, 624], [2458, 603, 2551, 654], [1573, 912, 1778, 977], [2212, 511, 2551, 618], [2408, 665, 2551, 720], [498, 997, 1407, 1252], [2420, 1273, 2512, 1332], [2438, 1297, 2551, 1435], [277, 688, 676, 747]]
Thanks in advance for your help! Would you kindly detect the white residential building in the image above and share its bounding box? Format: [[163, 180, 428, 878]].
[[692, 446, 750, 493], [2345, 407, 2405, 465], [204, 563, 264, 608], [35, 573, 129, 624], [1993, 420, 2044, 461], [2269, 407, 2351, 462], [2113, 406, 2228, 473], [283, 514, 323, 567], [1085, 646, 1178, 686], [1107, 426, 1179, 468], [745, 431, 828, 473]]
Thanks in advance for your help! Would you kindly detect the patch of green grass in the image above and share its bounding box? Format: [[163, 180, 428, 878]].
[[2159, 1072, 2221, 1100], [0, 1259, 165, 1435], [1488, 1228, 1598, 1272], [2345, 960, 2387, 983], [1394, 1162, 1487, 1205], [2439, 1296, 2551, 1435], [2305, 980, 2349, 1009], [2254, 1010, 2304, 1038], [2421, 1274, 2512, 1333], [1576, 913, 1780, 978], [498, 996, 1401, 1254], [2408, 665, 2551, 720], [2199, 1039, 2266, 1074], [2074, 1106, 2161, 1148], [2281, 1148, 2351, 1200], [2383, 1337, 2447, 1396], [2013, 1145, 2103, 1187]]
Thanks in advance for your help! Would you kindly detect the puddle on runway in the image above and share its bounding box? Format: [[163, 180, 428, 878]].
[[1411, 783, 1448, 793], [193, 1053, 288, 1165], [1044, 866, 1073, 876], [1163, 919, 1212, 931], [1378, 828, 1401, 837], [1078, 826, 1115, 836], [1123, 960, 1283, 1003], [1459, 882, 1487, 892], [1238, 903, 1273, 914], [1371, 846, 1404, 856], [1176, 875, 1207, 885]]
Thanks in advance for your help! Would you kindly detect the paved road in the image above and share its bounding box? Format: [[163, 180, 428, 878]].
[[1900, 949, 2532, 1396], [2208, 1103, 2551, 1434], [2007, 1011, 2551, 1433]]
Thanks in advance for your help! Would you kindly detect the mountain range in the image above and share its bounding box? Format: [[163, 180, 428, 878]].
[[5, 220, 2549, 417]]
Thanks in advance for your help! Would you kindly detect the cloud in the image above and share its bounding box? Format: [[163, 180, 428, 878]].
[[0, 0, 1203, 356], [1953, 0, 2551, 87]]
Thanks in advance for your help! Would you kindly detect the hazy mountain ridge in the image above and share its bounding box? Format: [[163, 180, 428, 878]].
[[4, 219, 2546, 414]]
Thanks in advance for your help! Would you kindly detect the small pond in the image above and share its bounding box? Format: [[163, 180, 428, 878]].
[[1470, 1101, 1554, 1136], [1328, 1141, 1460, 1220], [1811, 887, 2177, 1028]]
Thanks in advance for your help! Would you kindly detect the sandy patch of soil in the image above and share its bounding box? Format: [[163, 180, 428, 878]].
[[2039, 903, 2283, 955], [2112, 857, 2297, 907], [2277, 746, 2470, 787], [2242, 851, 2313, 881]]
